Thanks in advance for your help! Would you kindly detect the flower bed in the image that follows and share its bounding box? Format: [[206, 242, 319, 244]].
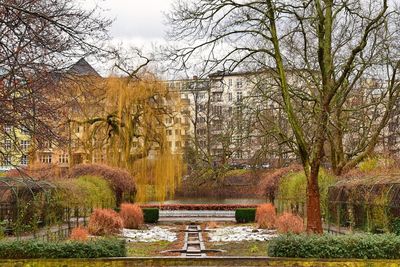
[[122, 226, 177, 242], [207, 226, 277, 242]]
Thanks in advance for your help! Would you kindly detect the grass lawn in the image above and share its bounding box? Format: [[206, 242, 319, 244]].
[[207, 241, 269, 256], [126, 225, 185, 256], [127, 241, 178, 256]]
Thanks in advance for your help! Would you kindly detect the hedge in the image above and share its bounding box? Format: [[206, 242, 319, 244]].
[[142, 208, 159, 223], [268, 233, 400, 259], [235, 208, 256, 223], [0, 238, 126, 259]]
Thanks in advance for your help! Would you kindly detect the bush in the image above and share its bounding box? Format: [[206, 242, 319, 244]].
[[142, 208, 159, 223], [75, 175, 116, 208], [70, 164, 136, 205], [235, 208, 256, 223], [70, 227, 89, 241], [256, 203, 276, 229], [88, 209, 123, 236], [276, 212, 304, 234], [268, 233, 400, 259], [0, 238, 126, 258], [120, 203, 144, 229]]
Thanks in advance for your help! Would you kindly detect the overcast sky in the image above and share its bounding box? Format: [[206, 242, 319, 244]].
[[94, 0, 174, 47], [80, 0, 175, 75]]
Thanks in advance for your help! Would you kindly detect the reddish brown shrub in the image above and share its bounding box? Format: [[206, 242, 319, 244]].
[[5, 163, 66, 180], [256, 203, 276, 229], [119, 203, 144, 229], [88, 208, 123, 236], [70, 227, 89, 241], [276, 212, 305, 234], [70, 164, 136, 205], [257, 164, 302, 201]]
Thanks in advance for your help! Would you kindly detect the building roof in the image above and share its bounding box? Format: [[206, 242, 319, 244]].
[[68, 58, 100, 77]]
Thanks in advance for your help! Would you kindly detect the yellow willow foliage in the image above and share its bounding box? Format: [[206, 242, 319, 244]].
[[89, 74, 184, 203]]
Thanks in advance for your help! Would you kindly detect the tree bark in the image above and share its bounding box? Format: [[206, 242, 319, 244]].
[[306, 167, 323, 233]]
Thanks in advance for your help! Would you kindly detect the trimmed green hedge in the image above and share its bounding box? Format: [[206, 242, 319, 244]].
[[235, 208, 256, 223], [269, 233, 400, 259], [142, 208, 159, 223], [0, 238, 126, 259]]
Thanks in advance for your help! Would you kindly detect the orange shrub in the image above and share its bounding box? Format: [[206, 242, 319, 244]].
[[88, 209, 123, 236], [119, 203, 144, 229], [256, 203, 276, 229], [70, 226, 89, 241], [276, 212, 305, 234]]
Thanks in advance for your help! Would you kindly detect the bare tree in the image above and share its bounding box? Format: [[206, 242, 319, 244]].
[[167, 0, 399, 233], [0, 0, 111, 166]]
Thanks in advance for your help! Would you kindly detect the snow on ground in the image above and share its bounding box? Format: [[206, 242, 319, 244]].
[[207, 226, 277, 242], [122, 226, 177, 242]]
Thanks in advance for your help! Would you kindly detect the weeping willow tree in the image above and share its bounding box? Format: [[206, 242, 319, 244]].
[[84, 73, 185, 202]]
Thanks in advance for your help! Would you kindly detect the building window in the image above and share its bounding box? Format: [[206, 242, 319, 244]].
[[4, 155, 12, 166], [237, 91, 243, 102], [175, 141, 181, 148], [212, 105, 222, 116], [166, 117, 172, 124], [212, 92, 222, 102], [214, 120, 222, 131], [40, 154, 52, 164], [175, 129, 180, 135], [197, 129, 206, 135], [228, 92, 232, 101], [228, 79, 232, 86], [59, 154, 69, 164], [166, 129, 172, 136], [168, 141, 172, 148], [236, 79, 242, 88], [4, 125, 12, 133], [21, 140, 29, 151], [228, 107, 233, 116], [4, 139, 12, 150], [21, 155, 28, 165], [198, 117, 206, 123]]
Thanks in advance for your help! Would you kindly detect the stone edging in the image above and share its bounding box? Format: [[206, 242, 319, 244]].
[[0, 257, 399, 267]]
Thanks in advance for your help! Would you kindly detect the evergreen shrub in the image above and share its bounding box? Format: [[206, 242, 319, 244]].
[[142, 208, 159, 223], [0, 238, 126, 258], [269, 233, 400, 259], [235, 208, 256, 223]]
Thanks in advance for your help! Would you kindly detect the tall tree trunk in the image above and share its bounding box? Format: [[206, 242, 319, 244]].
[[306, 166, 323, 233]]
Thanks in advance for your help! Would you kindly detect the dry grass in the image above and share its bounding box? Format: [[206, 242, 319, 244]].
[[256, 203, 276, 229], [276, 212, 305, 234], [120, 203, 144, 229], [88, 208, 123, 236], [70, 227, 89, 241]]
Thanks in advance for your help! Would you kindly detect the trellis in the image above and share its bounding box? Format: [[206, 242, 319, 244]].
[[327, 175, 400, 233], [0, 177, 57, 233]]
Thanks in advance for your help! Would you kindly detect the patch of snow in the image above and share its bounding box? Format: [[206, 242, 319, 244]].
[[122, 226, 177, 242], [207, 226, 277, 242]]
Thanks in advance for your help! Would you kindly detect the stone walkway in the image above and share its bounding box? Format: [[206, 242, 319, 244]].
[[159, 210, 235, 222]]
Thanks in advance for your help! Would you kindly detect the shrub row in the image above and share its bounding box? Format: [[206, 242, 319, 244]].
[[0, 238, 126, 259], [141, 204, 257, 210], [235, 208, 256, 223], [143, 208, 159, 223], [268, 233, 400, 259]]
